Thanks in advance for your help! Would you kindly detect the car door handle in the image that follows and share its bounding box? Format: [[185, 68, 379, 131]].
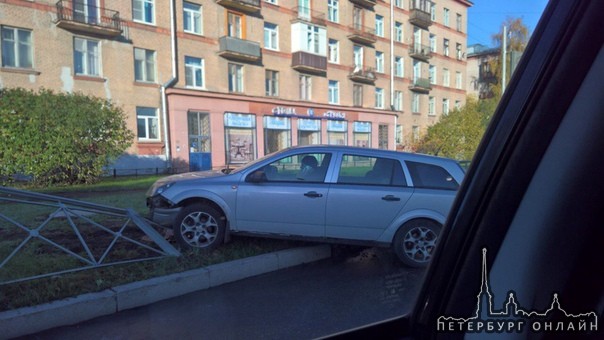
[[304, 191, 323, 198], [382, 195, 401, 201]]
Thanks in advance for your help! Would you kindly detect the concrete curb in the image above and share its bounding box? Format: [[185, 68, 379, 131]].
[[0, 245, 331, 339]]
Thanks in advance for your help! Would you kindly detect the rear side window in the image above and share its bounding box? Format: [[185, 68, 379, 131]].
[[337, 155, 407, 186], [406, 161, 459, 190]]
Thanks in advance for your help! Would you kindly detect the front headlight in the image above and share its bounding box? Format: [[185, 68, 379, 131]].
[[156, 182, 175, 195]]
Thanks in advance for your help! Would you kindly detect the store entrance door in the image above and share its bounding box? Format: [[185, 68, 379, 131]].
[[188, 111, 211, 171]]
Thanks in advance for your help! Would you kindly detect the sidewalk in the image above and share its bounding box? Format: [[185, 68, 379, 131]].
[[0, 245, 331, 339]]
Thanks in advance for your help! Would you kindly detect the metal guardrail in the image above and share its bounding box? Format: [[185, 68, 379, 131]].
[[0, 187, 179, 285]]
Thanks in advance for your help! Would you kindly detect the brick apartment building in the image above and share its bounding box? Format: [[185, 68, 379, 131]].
[[0, 0, 471, 171]]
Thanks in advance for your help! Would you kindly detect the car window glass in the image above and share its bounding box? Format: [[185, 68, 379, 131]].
[[262, 153, 330, 182], [406, 161, 459, 190], [337, 155, 406, 186]]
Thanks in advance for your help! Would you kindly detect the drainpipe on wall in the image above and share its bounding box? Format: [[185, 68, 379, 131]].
[[390, 0, 396, 149], [161, 0, 178, 168]]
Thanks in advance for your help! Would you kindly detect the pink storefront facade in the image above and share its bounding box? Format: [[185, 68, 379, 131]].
[[166, 89, 397, 171]]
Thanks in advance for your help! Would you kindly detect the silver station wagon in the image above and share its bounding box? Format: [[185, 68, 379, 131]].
[[146, 145, 465, 267]]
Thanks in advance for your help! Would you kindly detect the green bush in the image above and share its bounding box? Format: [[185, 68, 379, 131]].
[[0, 88, 133, 185]]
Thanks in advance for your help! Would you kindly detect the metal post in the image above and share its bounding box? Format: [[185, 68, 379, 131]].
[[502, 26, 507, 93]]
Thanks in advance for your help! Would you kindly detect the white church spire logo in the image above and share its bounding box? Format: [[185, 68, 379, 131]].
[[437, 248, 599, 334]]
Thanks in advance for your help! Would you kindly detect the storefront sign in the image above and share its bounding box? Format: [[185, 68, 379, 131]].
[[298, 118, 321, 131], [271, 106, 298, 116], [327, 120, 348, 132], [225, 112, 255, 128], [353, 121, 372, 133], [272, 106, 346, 120], [323, 111, 346, 119], [264, 116, 291, 130]]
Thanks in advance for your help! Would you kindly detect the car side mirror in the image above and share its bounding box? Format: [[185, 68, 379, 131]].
[[246, 170, 267, 183]]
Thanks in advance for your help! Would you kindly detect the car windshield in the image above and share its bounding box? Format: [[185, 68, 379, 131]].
[[0, 0, 553, 339]]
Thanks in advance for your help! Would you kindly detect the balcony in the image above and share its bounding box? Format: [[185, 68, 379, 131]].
[[349, 66, 376, 84], [291, 6, 326, 27], [348, 24, 377, 45], [409, 0, 433, 29], [409, 78, 432, 93], [291, 51, 327, 74], [55, 0, 122, 37], [215, 0, 261, 13], [218, 36, 262, 62], [349, 0, 377, 9], [409, 43, 432, 61]]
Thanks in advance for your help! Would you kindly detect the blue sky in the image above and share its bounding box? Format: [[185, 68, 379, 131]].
[[467, 0, 550, 47]]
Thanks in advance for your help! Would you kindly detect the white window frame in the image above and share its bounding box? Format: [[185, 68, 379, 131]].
[[395, 0, 403, 9], [444, 38, 450, 57], [395, 22, 403, 42], [185, 56, 204, 88], [394, 91, 403, 111], [137, 106, 159, 140], [228, 63, 244, 93], [328, 80, 339, 104], [443, 98, 450, 115], [455, 100, 462, 109], [412, 125, 420, 142], [428, 96, 435, 116], [353, 84, 363, 106], [375, 51, 384, 73], [328, 39, 339, 63], [328, 0, 339, 23], [134, 47, 156, 83], [444, 8, 450, 27], [227, 11, 243, 38], [430, 34, 437, 52], [395, 56, 404, 77], [74, 37, 100, 76], [456, 71, 462, 89], [412, 93, 420, 113], [133, 0, 155, 25], [431, 5, 436, 21], [1, 26, 33, 69], [456, 13, 462, 32], [183, 2, 202, 35], [443, 68, 450, 87], [306, 25, 321, 54], [429, 65, 436, 84], [264, 22, 279, 50], [353, 45, 363, 68], [375, 15, 384, 37], [265, 0, 277, 4], [266, 69, 279, 96], [375, 88, 384, 109], [300, 75, 312, 101]]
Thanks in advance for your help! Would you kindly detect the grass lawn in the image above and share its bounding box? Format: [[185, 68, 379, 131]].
[[0, 176, 307, 311]]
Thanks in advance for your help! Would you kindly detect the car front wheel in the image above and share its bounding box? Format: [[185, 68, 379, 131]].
[[173, 203, 225, 251], [393, 219, 441, 268]]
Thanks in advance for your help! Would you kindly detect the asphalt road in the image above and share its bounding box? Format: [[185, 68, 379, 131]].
[[27, 247, 427, 340]]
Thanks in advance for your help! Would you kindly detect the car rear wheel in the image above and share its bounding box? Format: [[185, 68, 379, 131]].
[[173, 203, 225, 251], [393, 219, 441, 268]]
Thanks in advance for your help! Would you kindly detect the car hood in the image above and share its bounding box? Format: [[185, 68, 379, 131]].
[[147, 170, 227, 196]]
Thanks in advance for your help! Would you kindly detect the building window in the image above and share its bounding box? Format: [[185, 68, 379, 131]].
[[456, 43, 463, 60], [352, 6, 362, 28], [375, 88, 384, 109], [455, 100, 462, 109], [265, 70, 279, 96], [137, 107, 159, 140], [394, 22, 403, 42], [395, 56, 404, 77], [227, 11, 243, 38], [265, 0, 277, 4], [378, 124, 388, 149], [443, 38, 450, 57], [375, 51, 384, 73], [412, 93, 420, 113], [74, 37, 100, 76], [443, 68, 450, 87], [413, 59, 421, 82], [306, 25, 321, 54], [428, 96, 435, 116], [456, 71, 462, 89], [353, 45, 363, 68], [395, 0, 403, 9], [353, 122, 371, 148], [396, 124, 403, 145], [264, 116, 291, 154], [353, 84, 363, 107], [430, 34, 436, 52], [134, 48, 156, 83], [299, 75, 311, 101], [225, 112, 256, 164], [375, 15, 384, 37], [443, 8, 450, 27], [442, 98, 450, 115], [456, 13, 462, 32], [429, 65, 436, 84], [228, 63, 244, 93], [430, 5, 436, 21], [394, 91, 403, 111], [328, 39, 339, 63], [298, 0, 311, 19], [264, 23, 278, 50], [133, 0, 155, 24], [185, 56, 204, 88], [412, 125, 420, 142], [1, 26, 32, 69], [328, 0, 339, 23], [327, 120, 347, 145], [328, 80, 339, 104], [298, 119, 321, 145], [183, 2, 202, 34]]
